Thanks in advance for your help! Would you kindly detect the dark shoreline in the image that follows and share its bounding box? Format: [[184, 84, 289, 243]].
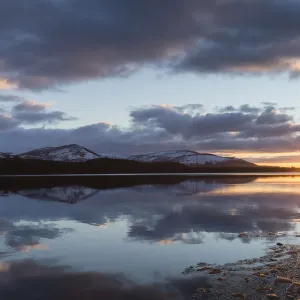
[[0, 174, 260, 191], [0, 157, 299, 176], [0, 172, 300, 193]]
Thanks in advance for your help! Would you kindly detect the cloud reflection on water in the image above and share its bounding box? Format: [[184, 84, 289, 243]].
[[1, 176, 300, 298], [0, 259, 205, 300], [1, 176, 300, 246], [0, 219, 72, 253]]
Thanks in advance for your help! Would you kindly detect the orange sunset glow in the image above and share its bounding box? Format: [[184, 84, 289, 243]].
[[214, 152, 300, 168]]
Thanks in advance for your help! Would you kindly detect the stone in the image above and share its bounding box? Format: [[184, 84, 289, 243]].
[[232, 293, 247, 299], [253, 273, 266, 277], [265, 294, 279, 299], [276, 276, 292, 284]]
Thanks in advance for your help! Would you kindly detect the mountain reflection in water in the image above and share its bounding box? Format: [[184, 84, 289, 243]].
[[1, 175, 300, 299]]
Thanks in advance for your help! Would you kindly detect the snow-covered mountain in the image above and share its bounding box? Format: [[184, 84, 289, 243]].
[[100, 153, 127, 160], [1, 144, 255, 167], [19, 144, 102, 162], [17, 145, 129, 162], [128, 150, 255, 167]]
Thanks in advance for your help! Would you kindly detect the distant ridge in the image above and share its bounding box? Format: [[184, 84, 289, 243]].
[[128, 150, 255, 167], [1, 144, 254, 167]]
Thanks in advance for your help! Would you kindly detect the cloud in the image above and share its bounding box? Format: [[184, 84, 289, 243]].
[[0, 98, 76, 130], [130, 105, 255, 139], [217, 105, 261, 114], [0, 94, 24, 102], [13, 111, 76, 125], [130, 103, 300, 141], [0, 103, 300, 155], [0, 114, 20, 130], [1, 1, 300, 89], [12, 100, 49, 112]]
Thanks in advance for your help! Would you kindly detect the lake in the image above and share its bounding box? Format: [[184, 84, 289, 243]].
[[1, 174, 300, 299]]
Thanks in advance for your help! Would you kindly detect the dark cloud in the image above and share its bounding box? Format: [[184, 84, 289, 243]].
[[11, 100, 76, 124], [1, 1, 300, 89], [0, 98, 76, 130], [13, 110, 76, 125], [13, 101, 47, 112], [0, 113, 20, 130], [130, 106, 254, 139], [0, 94, 23, 102]]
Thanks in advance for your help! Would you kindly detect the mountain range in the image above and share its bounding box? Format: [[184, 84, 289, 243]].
[[1, 144, 254, 167]]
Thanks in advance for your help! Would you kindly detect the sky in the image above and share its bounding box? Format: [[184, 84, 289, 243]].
[[1, 0, 300, 166]]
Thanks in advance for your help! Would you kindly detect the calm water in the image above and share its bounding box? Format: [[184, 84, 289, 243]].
[[1, 175, 300, 299]]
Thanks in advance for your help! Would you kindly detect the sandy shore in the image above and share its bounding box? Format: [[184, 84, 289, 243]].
[[182, 242, 300, 299]]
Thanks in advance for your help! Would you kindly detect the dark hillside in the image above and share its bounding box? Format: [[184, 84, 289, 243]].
[[0, 157, 297, 176]]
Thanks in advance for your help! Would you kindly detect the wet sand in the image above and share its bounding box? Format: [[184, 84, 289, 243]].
[[183, 240, 300, 299]]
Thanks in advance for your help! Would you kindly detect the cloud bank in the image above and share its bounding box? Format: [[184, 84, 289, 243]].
[[2, 0, 300, 89], [0, 101, 300, 164]]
